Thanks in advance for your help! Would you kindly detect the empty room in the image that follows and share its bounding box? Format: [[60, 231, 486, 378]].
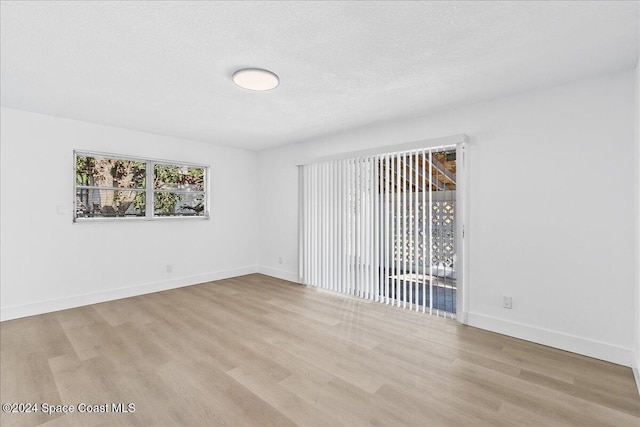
[[1, 1, 639, 426]]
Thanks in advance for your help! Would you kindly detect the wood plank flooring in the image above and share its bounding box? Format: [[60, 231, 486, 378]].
[[1, 273, 639, 426]]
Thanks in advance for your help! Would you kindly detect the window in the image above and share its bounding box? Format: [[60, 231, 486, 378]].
[[74, 151, 209, 221], [153, 163, 206, 217]]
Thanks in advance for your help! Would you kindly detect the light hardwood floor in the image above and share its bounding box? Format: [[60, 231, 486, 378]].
[[1, 274, 639, 426]]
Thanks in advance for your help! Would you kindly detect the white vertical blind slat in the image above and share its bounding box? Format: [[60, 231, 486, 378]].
[[363, 157, 368, 298], [304, 165, 308, 285], [405, 152, 415, 310], [427, 150, 434, 314], [320, 163, 325, 288], [309, 164, 312, 285], [308, 164, 312, 286], [384, 154, 390, 305], [306, 166, 310, 284], [365, 157, 370, 299], [370, 156, 375, 300], [325, 162, 336, 291], [313, 163, 318, 287], [402, 151, 407, 309], [420, 150, 429, 313], [373, 157, 382, 302], [362, 157, 367, 298], [338, 161, 342, 293], [395, 155, 400, 307], [350, 159, 356, 295], [390, 155, 396, 305], [343, 159, 348, 294], [355, 158, 360, 297], [412, 151, 420, 311], [336, 161, 340, 292]]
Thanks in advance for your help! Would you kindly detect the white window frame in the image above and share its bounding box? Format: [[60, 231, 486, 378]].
[[73, 150, 210, 222]]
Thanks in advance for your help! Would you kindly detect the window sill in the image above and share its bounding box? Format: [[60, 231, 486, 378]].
[[73, 215, 210, 223]]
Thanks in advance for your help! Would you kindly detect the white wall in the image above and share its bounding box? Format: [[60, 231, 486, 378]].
[[634, 58, 640, 388], [258, 70, 637, 366], [0, 108, 258, 320]]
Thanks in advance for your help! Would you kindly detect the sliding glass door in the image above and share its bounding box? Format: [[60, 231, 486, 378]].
[[300, 143, 462, 318]]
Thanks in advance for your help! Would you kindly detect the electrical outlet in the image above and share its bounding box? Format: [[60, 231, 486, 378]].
[[503, 296, 513, 309], [166, 265, 173, 273]]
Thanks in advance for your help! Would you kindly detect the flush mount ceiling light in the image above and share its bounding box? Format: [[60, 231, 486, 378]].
[[232, 68, 279, 91]]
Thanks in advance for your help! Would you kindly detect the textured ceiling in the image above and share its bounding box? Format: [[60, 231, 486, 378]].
[[1, 1, 638, 150]]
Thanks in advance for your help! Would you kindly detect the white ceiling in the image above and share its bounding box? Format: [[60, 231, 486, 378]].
[[1, 1, 638, 151]]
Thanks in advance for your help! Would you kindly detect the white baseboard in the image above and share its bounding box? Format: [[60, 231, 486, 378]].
[[256, 266, 299, 284], [466, 312, 634, 367], [0, 265, 258, 321], [456, 310, 468, 324]]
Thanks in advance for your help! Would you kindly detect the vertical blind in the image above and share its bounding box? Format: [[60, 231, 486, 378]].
[[299, 145, 459, 318]]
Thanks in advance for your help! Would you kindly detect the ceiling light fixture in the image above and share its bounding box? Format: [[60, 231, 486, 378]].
[[232, 68, 279, 91]]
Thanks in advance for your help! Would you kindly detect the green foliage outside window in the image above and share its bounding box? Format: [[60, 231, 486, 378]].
[[154, 164, 205, 215], [75, 155, 146, 216]]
